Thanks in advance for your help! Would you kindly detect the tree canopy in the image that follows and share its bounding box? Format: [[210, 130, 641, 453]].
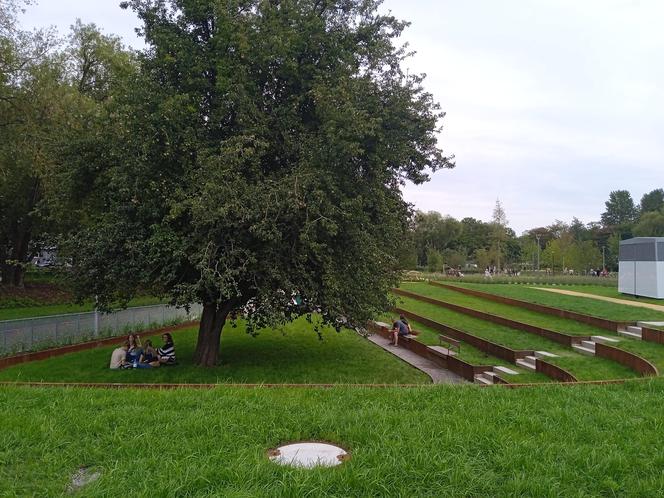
[[62, 0, 453, 366]]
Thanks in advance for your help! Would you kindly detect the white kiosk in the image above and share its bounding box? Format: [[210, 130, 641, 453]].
[[618, 237, 664, 299]]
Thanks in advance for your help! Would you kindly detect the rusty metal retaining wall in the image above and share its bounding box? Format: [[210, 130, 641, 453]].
[[642, 327, 664, 344], [395, 308, 530, 364], [594, 343, 658, 377], [535, 359, 577, 382], [394, 288, 584, 347], [429, 281, 629, 332]]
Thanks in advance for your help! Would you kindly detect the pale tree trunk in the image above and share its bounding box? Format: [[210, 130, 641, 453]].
[[193, 301, 235, 367]]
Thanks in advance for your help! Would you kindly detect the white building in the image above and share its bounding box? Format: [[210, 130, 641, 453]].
[[618, 237, 664, 299]]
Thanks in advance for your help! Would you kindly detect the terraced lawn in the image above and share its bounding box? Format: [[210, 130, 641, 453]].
[[395, 295, 638, 381], [0, 318, 429, 385], [449, 282, 664, 322], [430, 282, 664, 373]]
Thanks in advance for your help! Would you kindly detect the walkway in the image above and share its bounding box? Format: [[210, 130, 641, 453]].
[[367, 333, 466, 384], [535, 288, 664, 313]]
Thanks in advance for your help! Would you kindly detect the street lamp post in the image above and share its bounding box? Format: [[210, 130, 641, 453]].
[[536, 234, 541, 271], [602, 246, 606, 270]]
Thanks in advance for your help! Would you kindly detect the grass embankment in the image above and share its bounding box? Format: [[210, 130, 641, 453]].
[[3, 380, 664, 496], [0, 318, 428, 385], [434, 282, 664, 373], [446, 282, 664, 322], [378, 313, 547, 383], [395, 294, 637, 381], [0, 296, 166, 322]]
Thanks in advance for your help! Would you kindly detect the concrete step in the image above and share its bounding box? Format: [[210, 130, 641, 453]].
[[627, 325, 643, 334], [474, 374, 493, 385], [525, 355, 538, 363], [591, 335, 620, 344], [516, 358, 537, 371], [428, 345, 457, 357], [581, 340, 596, 351], [638, 321, 664, 327], [572, 344, 595, 355], [494, 366, 519, 375], [618, 328, 642, 339], [534, 351, 559, 358]]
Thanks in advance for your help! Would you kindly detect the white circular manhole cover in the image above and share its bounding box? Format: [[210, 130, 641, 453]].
[[269, 442, 349, 468]]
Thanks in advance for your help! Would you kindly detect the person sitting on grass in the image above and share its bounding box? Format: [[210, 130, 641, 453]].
[[109, 341, 131, 370], [389, 318, 410, 346], [126, 333, 143, 365], [149, 333, 176, 367], [139, 339, 157, 364]]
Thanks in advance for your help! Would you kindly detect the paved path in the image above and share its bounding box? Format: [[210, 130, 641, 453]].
[[535, 287, 664, 313], [367, 334, 466, 384]]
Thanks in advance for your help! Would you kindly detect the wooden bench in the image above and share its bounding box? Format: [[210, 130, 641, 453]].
[[439, 334, 460, 353]]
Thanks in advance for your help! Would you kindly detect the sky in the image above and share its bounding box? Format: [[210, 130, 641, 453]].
[[19, 0, 664, 234]]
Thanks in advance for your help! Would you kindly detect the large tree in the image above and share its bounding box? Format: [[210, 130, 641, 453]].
[[63, 0, 453, 366]]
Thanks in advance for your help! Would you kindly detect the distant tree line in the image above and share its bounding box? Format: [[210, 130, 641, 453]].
[[403, 189, 664, 273]]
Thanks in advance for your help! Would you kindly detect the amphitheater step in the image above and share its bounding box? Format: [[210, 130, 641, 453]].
[[618, 327, 642, 339], [534, 350, 559, 358], [516, 357, 537, 371], [493, 366, 519, 375], [638, 321, 664, 328], [572, 343, 595, 355], [591, 335, 620, 344], [474, 372, 494, 385], [627, 325, 643, 334]]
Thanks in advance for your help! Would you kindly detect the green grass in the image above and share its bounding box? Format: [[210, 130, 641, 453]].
[[446, 282, 664, 322], [0, 296, 167, 321], [395, 295, 637, 381], [3, 380, 664, 496], [403, 282, 615, 337], [378, 313, 547, 383], [548, 284, 664, 306], [0, 317, 429, 385]]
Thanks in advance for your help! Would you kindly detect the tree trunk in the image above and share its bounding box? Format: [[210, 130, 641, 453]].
[[193, 301, 234, 367]]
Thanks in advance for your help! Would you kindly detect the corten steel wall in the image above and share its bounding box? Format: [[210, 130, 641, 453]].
[[395, 308, 531, 363], [535, 359, 577, 382], [642, 327, 664, 344], [429, 281, 629, 332], [394, 288, 584, 347], [594, 343, 658, 376]]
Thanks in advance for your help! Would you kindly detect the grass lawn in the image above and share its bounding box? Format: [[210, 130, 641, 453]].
[[0, 318, 429, 385], [2, 380, 664, 496], [0, 296, 167, 322], [547, 284, 664, 306], [395, 295, 638, 381], [446, 282, 664, 322]]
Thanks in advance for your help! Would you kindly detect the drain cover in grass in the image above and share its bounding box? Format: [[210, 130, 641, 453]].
[[67, 466, 100, 493], [269, 442, 349, 468]]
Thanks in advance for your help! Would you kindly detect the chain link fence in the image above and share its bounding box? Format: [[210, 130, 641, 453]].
[[0, 304, 202, 356]]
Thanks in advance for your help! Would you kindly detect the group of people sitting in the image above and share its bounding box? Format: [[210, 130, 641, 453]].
[[109, 332, 177, 369]]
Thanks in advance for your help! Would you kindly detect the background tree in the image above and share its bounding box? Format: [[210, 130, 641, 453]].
[[63, 0, 453, 366], [601, 190, 637, 227], [490, 198, 508, 271], [633, 211, 664, 237], [639, 188, 664, 215], [412, 211, 461, 267]]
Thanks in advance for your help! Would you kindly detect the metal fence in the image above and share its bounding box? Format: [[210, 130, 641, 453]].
[[0, 304, 202, 356]]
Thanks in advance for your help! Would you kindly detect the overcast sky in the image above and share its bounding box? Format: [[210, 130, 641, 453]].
[[19, 0, 664, 234]]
